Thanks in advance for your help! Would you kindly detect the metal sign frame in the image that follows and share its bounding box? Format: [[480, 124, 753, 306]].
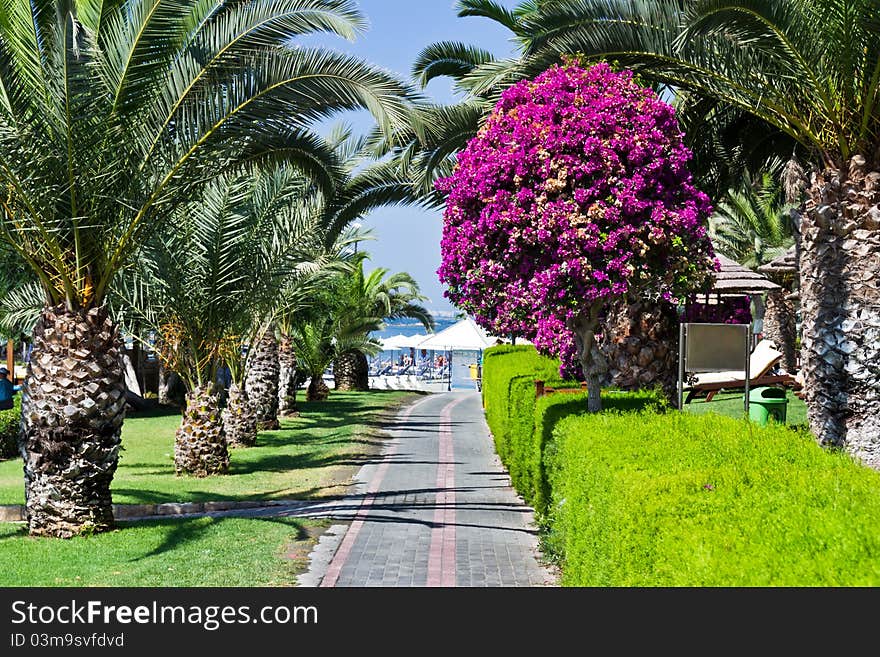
[[678, 323, 751, 414]]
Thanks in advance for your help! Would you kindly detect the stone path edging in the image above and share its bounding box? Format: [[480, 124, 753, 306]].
[[0, 499, 320, 523]]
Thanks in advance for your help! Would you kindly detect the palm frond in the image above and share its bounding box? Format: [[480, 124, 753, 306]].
[[0, 279, 43, 336], [412, 41, 499, 87]]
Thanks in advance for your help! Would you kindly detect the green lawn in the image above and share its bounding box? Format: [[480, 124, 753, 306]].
[[0, 516, 325, 586], [0, 389, 417, 587], [0, 390, 418, 505], [684, 389, 808, 427]]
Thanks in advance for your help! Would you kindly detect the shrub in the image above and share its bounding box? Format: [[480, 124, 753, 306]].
[[0, 396, 21, 460], [532, 390, 662, 516], [481, 345, 661, 512], [546, 411, 880, 586], [481, 345, 559, 464]]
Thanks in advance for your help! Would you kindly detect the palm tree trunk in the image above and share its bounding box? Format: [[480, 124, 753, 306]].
[[307, 375, 330, 401], [222, 381, 257, 448], [354, 351, 369, 390], [245, 328, 280, 430], [599, 296, 679, 405], [175, 387, 229, 476], [763, 290, 798, 373], [277, 333, 299, 417], [21, 305, 125, 538], [334, 350, 368, 391], [801, 155, 880, 468]]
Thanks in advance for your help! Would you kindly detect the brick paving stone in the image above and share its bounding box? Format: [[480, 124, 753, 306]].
[[307, 392, 556, 587]]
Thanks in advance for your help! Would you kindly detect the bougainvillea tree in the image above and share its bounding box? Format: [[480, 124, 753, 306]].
[[437, 62, 716, 411]]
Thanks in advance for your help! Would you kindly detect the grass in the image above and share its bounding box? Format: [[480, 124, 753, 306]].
[[0, 516, 327, 586], [684, 389, 808, 427], [0, 389, 416, 587], [546, 410, 880, 586], [0, 390, 418, 505]]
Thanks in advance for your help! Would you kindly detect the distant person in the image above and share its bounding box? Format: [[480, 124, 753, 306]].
[[0, 367, 19, 411]]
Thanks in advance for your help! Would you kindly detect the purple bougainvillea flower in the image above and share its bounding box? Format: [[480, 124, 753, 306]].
[[436, 62, 716, 370]]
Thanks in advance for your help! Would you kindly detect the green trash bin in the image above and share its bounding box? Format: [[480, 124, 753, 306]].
[[748, 387, 788, 425]]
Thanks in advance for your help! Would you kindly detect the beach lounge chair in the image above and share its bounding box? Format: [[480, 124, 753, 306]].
[[684, 339, 801, 403]]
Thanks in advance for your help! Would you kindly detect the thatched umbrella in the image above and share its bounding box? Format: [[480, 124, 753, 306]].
[[712, 255, 782, 295]]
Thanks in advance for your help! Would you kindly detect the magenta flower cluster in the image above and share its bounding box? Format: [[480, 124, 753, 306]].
[[684, 297, 752, 325], [437, 62, 716, 363]]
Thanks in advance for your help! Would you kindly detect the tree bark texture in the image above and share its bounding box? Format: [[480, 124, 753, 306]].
[[277, 332, 299, 416], [222, 381, 257, 448], [307, 375, 330, 402], [245, 328, 280, 430], [599, 297, 679, 404], [174, 387, 229, 476], [570, 305, 607, 413], [763, 290, 798, 373], [20, 305, 125, 538], [158, 363, 172, 405], [800, 155, 880, 468], [334, 350, 368, 391]]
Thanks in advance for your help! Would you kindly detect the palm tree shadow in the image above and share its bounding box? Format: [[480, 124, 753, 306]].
[[127, 516, 308, 562]]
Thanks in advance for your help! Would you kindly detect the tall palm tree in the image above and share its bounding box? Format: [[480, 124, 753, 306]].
[[333, 260, 434, 391], [420, 1, 880, 461], [518, 0, 880, 463], [0, 0, 415, 537]]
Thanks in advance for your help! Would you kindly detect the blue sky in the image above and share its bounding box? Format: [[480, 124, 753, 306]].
[[306, 1, 520, 316]]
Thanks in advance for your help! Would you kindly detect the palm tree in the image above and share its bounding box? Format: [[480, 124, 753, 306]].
[[710, 170, 796, 270], [277, 327, 300, 417], [333, 260, 434, 391], [708, 168, 798, 375], [290, 313, 379, 402], [245, 326, 282, 431], [123, 159, 354, 465], [0, 1, 415, 536]]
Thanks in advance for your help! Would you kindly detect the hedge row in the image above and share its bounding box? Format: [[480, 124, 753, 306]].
[[0, 396, 20, 460], [546, 411, 880, 585], [482, 347, 880, 585], [481, 345, 660, 515], [481, 345, 559, 466]]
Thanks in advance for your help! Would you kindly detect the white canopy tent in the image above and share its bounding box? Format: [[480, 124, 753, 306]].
[[415, 318, 506, 390], [379, 334, 413, 350], [416, 317, 498, 351], [401, 334, 429, 348]]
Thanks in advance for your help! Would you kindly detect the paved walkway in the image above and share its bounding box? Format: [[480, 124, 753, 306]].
[[298, 391, 556, 587]]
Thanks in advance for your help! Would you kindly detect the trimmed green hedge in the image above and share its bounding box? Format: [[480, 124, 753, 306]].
[[481, 346, 661, 514], [482, 346, 880, 585], [0, 396, 21, 460], [546, 411, 880, 586], [481, 345, 560, 469]]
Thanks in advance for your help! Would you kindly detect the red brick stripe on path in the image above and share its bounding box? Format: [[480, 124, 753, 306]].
[[320, 395, 435, 587], [426, 396, 467, 587]]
